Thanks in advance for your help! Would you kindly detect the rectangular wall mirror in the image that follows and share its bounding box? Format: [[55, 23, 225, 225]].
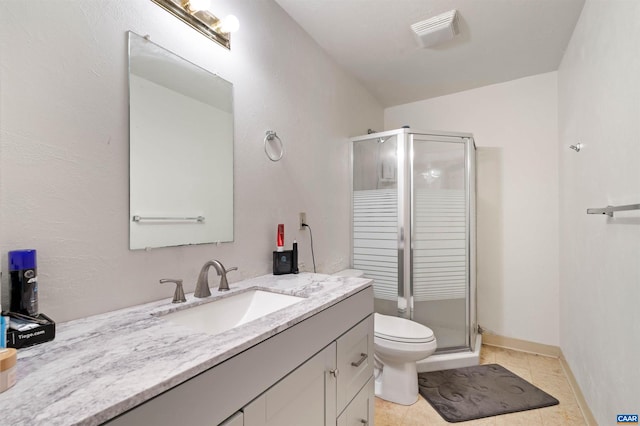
[[128, 32, 234, 250]]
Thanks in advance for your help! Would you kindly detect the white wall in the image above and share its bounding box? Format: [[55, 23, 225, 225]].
[[385, 72, 560, 346], [558, 1, 640, 423], [0, 0, 383, 322]]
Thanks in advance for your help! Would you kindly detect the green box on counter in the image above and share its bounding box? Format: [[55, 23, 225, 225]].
[[6, 313, 55, 349]]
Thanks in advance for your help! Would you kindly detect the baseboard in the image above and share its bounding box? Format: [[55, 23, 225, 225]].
[[481, 333, 597, 425], [559, 353, 598, 426], [481, 333, 561, 357]]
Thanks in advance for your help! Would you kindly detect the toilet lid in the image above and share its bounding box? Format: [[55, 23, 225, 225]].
[[374, 313, 435, 343]]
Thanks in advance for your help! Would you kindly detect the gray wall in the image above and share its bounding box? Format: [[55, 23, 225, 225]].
[[558, 1, 640, 423], [0, 0, 383, 322]]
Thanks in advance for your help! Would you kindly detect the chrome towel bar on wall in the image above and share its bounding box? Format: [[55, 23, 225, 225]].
[[586, 203, 640, 217], [132, 215, 205, 223]]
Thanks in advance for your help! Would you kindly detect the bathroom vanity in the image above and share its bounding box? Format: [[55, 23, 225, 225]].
[[0, 273, 373, 426]]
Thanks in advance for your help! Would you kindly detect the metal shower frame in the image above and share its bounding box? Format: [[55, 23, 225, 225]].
[[350, 128, 477, 352]]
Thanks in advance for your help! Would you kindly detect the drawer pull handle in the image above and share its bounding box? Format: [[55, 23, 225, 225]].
[[351, 353, 368, 367], [329, 368, 339, 378], [360, 420, 368, 425]]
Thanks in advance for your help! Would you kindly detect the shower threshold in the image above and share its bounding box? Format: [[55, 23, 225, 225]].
[[417, 334, 482, 373]]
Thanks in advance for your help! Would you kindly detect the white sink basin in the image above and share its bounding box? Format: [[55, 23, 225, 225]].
[[160, 289, 305, 336]]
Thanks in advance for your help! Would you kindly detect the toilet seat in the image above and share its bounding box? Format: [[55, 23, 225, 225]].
[[374, 313, 435, 344]]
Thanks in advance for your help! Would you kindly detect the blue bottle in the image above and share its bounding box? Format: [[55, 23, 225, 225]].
[[9, 249, 38, 316]]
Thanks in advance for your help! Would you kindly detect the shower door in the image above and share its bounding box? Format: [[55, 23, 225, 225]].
[[351, 132, 405, 316], [409, 134, 476, 351], [351, 129, 476, 353]]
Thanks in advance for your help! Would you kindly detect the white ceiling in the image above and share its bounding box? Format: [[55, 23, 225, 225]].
[[275, 0, 585, 107]]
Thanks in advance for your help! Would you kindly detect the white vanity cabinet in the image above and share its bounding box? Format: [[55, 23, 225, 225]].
[[337, 377, 374, 426], [243, 343, 337, 426], [243, 314, 374, 426], [220, 412, 244, 426], [106, 286, 373, 426], [336, 315, 374, 416]]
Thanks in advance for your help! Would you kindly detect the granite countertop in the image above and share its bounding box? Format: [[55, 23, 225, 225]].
[[0, 273, 372, 426]]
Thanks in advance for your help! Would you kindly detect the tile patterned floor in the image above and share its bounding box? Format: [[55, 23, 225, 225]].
[[374, 345, 587, 425]]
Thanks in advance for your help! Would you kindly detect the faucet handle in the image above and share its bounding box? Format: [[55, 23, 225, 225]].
[[160, 279, 187, 303], [217, 266, 237, 292]]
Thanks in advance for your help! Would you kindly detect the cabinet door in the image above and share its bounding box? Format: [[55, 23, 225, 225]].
[[337, 377, 374, 426], [336, 315, 374, 414], [220, 411, 243, 426], [243, 342, 336, 426]]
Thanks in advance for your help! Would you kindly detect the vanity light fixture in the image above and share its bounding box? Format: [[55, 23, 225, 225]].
[[150, 0, 239, 49]]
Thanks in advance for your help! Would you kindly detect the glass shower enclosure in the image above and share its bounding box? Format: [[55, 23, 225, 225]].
[[351, 128, 477, 356]]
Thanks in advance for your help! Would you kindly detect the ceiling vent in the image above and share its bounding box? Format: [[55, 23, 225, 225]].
[[411, 10, 459, 48]]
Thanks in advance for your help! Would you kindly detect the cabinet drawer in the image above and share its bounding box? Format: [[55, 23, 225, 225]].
[[336, 315, 374, 414], [337, 376, 374, 426]]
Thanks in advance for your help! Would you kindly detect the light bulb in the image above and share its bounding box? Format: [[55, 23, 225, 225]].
[[220, 15, 239, 33], [188, 0, 211, 12]]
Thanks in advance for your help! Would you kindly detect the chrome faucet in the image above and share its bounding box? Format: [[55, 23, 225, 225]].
[[195, 260, 238, 297]]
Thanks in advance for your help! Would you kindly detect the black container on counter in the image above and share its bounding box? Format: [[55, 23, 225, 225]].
[[4, 313, 55, 349], [273, 250, 294, 275]]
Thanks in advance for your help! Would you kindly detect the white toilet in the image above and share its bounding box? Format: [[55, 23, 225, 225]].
[[332, 270, 437, 405], [374, 312, 437, 405]]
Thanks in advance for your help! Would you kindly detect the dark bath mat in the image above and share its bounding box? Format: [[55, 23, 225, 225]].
[[418, 364, 559, 423]]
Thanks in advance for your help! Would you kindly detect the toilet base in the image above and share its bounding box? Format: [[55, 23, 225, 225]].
[[374, 360, 419, 405]]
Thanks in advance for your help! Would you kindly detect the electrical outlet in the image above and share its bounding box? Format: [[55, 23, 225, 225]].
[[299, 212, 306, 230]]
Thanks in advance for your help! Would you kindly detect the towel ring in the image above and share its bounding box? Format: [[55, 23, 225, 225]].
[[264, 130, 284, 162]]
